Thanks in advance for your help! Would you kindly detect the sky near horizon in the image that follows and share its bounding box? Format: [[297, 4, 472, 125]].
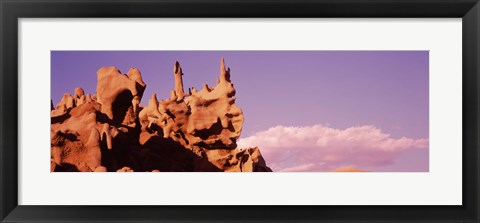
[[51, 51, 429, 172]]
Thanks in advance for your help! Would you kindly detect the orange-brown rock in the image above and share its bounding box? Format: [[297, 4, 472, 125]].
[[94, 166, 108, 172], [96, 67, 146, 126], [51, 102, 103, 172], [139, 59, 243, 150], [51, 59, 271, 172]]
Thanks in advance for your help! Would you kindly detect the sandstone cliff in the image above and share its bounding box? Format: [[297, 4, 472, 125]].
[[51, 59, 271, 172]]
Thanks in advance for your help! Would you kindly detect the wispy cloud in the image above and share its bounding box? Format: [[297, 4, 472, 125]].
[[237, 125, 428, 172]]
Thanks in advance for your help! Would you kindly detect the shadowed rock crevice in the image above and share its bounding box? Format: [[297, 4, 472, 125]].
[[112, 90, 134, 125], [141, 135, 222, 172], [193, 119, 224, 141], [51, 59, 271, 172]]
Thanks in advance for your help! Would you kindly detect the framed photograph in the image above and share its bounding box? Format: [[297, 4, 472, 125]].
[[1, 0, 479, 222]]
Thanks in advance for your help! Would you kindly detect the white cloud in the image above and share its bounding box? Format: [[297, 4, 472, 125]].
[[237, 125, 428, 172]]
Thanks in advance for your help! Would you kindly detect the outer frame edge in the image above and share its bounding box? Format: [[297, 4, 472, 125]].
[[0, 0, 19, 223], [462, 2, 480, 222], [2, 0, 479, 223]]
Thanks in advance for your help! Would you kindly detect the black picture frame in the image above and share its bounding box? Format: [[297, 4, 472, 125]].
[[1, 0, 479, 222]]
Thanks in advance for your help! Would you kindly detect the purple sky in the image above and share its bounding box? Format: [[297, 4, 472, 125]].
[[51, 51, 429, 172]]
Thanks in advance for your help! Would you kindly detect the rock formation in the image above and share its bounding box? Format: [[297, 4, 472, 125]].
[[51, 59, 271, 172], [96, 67, 146, 126]]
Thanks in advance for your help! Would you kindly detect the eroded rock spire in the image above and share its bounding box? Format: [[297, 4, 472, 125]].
[[174, 61, 185, 100], [219, 58, 231, 83]]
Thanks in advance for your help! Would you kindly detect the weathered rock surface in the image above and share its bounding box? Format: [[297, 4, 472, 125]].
[[139, 59, 243, 150], [51, 59, 271, 172], [96, 67, 146, 126]]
